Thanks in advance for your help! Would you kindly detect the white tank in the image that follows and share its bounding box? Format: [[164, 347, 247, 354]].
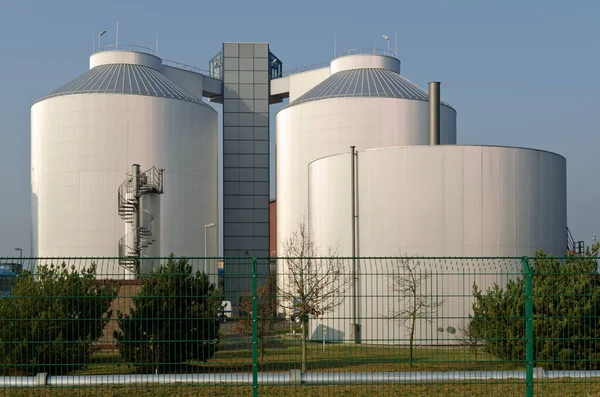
[[276, 54, 457, 258], [31, 50, 218, 276], [307, 145, 567, 343]]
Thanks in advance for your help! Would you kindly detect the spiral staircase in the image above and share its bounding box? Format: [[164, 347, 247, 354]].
[[118, 165, 164, 274]]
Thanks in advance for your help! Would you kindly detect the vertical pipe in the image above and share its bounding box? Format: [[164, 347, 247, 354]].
[[429, 82, 440, 145], [133, 164, 141, 275], [351, 146, 359, 343]]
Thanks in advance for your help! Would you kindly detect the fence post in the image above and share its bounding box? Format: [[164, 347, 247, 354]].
[[521, 256, 534, 397], [252, 257, 259, 397]]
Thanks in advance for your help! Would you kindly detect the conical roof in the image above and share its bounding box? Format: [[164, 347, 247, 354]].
[[37, 63, 201, 104], [284, 68, 451, 109]]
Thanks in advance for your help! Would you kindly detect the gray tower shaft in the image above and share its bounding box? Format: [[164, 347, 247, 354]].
[[221, 43, 272, 301]]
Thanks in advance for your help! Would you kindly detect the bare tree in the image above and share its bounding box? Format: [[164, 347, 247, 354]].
[[235, 276, 279, 362], [388, 257, 444, 367], [457, 319, 481, 361], [278, 217, 349, 372]]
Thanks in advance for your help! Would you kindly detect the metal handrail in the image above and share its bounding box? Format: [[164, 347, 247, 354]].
[[120, 167, 164, 196], [119, 210, 155, 239], [117, 236, 136, 259], [94, 44, 158, 55], [279, 48, 397, 78], [567, 227, 575, 248], [117, 186, 134, 221], [282, 62, 330, 77], [140, 209, 155, 233], [566, 227, 585, 255], [336, 48, 396, 58], [117, 176, 136, 219], [162, 59, 217, 78], [138, 167, 164, 193], [118, 209, 155, 262]]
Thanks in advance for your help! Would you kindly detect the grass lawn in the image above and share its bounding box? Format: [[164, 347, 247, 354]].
[[69, 340, 523, 375], [4, 339, 600, 395]]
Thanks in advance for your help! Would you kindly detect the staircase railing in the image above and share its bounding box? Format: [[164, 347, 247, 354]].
[[118, 209, 156, 273], [117, 178, 135, 223], [139, 167, 164, 194], [117, 165, 164, 274], [567, 227, 585, 256]]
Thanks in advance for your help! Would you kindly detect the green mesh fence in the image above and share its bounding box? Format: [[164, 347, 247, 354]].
[[0, 254, 597, 396]]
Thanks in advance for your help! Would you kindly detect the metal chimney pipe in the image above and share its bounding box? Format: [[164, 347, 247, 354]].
[[429, 82, 440, 145], [350, 145, 360, 344]]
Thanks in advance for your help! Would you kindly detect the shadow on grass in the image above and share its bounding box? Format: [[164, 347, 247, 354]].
[[71, 342, 523, 376]]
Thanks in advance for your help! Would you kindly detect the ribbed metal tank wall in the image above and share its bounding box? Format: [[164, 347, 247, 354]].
[[276, 54, 457, 260], [306, 145, 567, 343], [31, 50, 218, 277]]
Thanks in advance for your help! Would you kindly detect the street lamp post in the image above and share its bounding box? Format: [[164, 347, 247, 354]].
[[204, 223, 216, 275], [382, 34, 390, 54], [98, 30, 107, 51]]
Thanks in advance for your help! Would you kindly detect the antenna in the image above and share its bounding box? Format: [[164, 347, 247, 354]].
[[116, 22, 119, 49], [394, 32, 397, 56], [333, 33, 336, 57], [156, 31, 159, 55]]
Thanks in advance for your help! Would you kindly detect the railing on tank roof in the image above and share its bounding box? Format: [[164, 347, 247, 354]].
[[94, 45, 219, 79], [336, 48, 396, 58], [94, 44, 158, 56], [279, 48, 397, 78]]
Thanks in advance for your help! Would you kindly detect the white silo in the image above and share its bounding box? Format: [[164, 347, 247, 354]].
[[276, 50, 568, 345], [31, 49, 218, 277], [275, 53, 457, 258], [307, 145, 567, 344], [310, 146, 567, 258]]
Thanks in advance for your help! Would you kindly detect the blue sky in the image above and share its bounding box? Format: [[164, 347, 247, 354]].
[[0, 0, 598, 256]]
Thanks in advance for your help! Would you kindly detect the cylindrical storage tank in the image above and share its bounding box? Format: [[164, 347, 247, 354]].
[[31, 50, 218, 277], [276, 54, 457, 260], [307, 145, 567, 344]]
